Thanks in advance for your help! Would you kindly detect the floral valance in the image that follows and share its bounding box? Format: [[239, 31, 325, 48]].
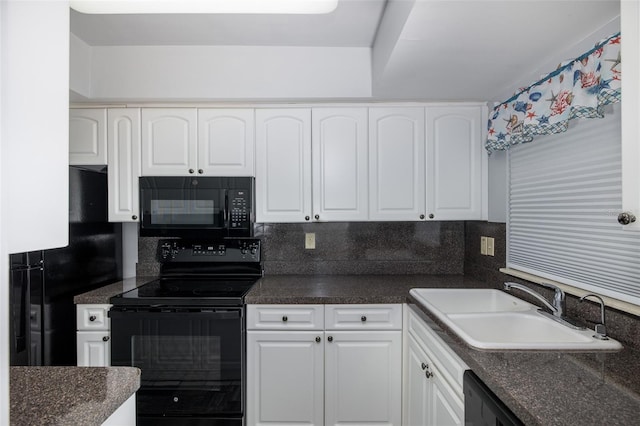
[[486, 33, 621, 154]]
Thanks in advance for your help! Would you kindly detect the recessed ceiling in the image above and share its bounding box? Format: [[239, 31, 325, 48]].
[[70, 0, 386, 47]]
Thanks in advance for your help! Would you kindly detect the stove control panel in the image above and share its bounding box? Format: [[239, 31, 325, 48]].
[[158, 238, 261, 262]]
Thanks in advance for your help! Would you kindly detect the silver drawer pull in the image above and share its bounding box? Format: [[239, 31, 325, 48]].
[[361, 316, 367, 322], [282, 316, 288, 322]]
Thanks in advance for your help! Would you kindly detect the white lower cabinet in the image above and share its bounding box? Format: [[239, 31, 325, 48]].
[[403, 305, 468, 426], [247, 304, 402, 426], [247, 331, 324, 425], [76, 304, 111, 366]]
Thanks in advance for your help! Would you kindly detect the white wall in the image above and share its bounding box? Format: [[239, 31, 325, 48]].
[[1, 1, 70, 420], [86, 45, 371, 101], [0, 3, 6, 423], [70, 33, 92, 99]]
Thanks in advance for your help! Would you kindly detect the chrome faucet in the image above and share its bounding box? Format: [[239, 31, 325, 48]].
[[579, 294, 609, 340], [504, 281, 566, 317]]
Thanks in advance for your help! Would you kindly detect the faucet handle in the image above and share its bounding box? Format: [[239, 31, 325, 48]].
[[580, 293, 609, 340]]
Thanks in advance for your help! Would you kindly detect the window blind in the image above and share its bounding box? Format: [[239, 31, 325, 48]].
[[508, 104, 640, 306]]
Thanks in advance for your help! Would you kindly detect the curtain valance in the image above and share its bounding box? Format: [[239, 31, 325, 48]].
[[486, 33, 621, 154]]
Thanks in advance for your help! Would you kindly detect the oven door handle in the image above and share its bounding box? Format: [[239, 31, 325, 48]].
[[109, 308, 242, 320]]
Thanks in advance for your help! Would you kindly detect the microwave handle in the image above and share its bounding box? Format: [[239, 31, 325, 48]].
[[223, 190, 229, 225]]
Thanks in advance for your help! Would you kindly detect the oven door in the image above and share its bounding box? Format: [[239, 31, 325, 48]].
[[110, 307, 244, 425]]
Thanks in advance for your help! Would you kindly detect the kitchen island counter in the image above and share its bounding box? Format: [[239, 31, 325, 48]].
[[10, 366, 140, 426]]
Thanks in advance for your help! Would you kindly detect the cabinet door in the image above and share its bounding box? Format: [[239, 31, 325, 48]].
[[69, 109, 107, 165], [325, 331, 402, 426], [76, 331, 110, 367], [430, 373, 464, 426], [107, 108, 141, 222], [404, 334, 432, 426], [312, 108, 368, 221], [246, 331, 324, 426], [369, 108, 425, 221], [198, 109, 255, 176], [621, 1, 640, 231], [141, 108, 197, 176], [255, 109, 312, 223], [426, 106, 484, 220]]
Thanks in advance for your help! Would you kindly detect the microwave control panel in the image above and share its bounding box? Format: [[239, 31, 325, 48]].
[[229, 189, 250, 230]]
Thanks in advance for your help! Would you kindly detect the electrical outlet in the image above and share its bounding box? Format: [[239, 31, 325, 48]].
[[480, 236, 487, 255], [486, 237, 495, 256], [305, 233, 316, 250]]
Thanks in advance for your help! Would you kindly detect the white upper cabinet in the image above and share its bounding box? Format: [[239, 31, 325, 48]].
[[70, 109, 107, 165], [141, 108, 198, 176], [369, 107, 426, 221], [621, 1, 640, 231], [255, 108, 312, 222], [426, 106, 484, 220], [107, 108, 141, 222], [197, 109, 255, 176], [312, 108, 368, 222]]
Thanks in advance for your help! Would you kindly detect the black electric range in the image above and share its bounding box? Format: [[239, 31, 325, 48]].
[[109, 238, 261, 426]]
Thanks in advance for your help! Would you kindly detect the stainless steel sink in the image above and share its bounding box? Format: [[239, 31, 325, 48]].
[[409, 288, 622, 351]]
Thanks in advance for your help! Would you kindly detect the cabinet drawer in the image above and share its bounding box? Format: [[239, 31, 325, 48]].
[[247, 305, 324, 330], [325, 304, 402, 330], [407, 305, 468, 397], [76, 304, 111, 331]]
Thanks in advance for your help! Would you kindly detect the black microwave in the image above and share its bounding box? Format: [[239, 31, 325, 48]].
[[139, 176, 254, 238]]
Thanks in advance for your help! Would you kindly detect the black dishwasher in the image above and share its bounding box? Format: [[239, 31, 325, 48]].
[[464, 370, 523, 426]]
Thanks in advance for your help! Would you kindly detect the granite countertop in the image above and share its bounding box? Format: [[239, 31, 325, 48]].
[[245, 274, 640, 426], [10, 366, 140, 426], [76, 274, 640, 425], [245, 274, 489, 304]]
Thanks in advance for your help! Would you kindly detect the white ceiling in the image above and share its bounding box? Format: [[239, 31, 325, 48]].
[[70, 0, 387, 46], [70, 0, 621, 101]]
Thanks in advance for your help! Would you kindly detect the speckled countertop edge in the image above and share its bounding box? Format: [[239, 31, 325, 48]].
[[10, 366, 141, 426]]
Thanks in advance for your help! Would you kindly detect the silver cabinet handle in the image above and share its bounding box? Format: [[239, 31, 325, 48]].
[[282, 316, 288, 322], [89, 315, 96, 322], [327, 336, 333, 342], [188, 169, 195, 174], [102, 336, 110, 342], [361, 316, 367, 322], [315, 336, 321, 343]]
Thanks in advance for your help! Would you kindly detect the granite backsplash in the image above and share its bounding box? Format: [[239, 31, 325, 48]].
[[137, 221, 465, 276]]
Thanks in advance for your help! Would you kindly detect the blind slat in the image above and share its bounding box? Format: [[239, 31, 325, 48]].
[[508, 104, 640, 306]]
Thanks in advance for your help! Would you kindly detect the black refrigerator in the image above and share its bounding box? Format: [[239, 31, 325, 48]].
[[9, 166, 123, 366]]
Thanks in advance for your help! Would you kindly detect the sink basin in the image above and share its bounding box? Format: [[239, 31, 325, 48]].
[[409, 288, 622, 351]]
